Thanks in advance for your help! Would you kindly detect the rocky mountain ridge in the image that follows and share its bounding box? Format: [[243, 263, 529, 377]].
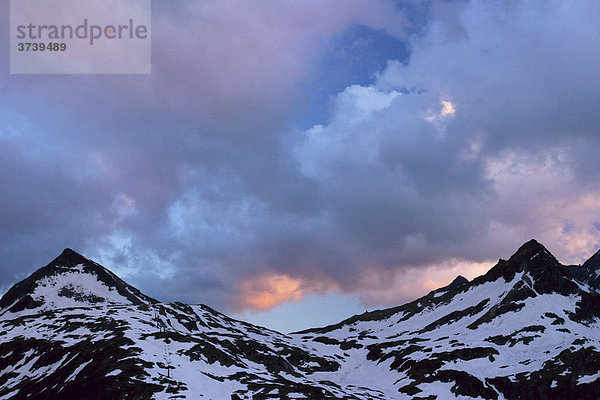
[[0, 240, 599, 399]]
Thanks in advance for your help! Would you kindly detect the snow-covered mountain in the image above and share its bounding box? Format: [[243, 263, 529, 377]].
[[1, 240, 599, 399]]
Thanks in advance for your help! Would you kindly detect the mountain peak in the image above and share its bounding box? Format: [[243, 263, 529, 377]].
[[513, 239, 553, 259], [451, 275, 469, 286], [0, 249, 156, 315], [432, 275, 469, 295], [503, 239, 559, 269], [522, 238, 542, 247], [476, 239, 578, 295], [50, 248, 90, 268], [1, 242, 600, 399]]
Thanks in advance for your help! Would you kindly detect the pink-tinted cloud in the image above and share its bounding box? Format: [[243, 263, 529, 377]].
[[1, 0, 600, 322], [351, 260, 492, 307]]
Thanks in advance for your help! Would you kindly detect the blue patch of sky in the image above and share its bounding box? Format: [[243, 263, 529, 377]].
[[562, 222, 576, 235], [294, 24, 409, 130]]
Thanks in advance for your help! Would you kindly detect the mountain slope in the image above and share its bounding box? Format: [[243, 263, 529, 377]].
[[296, 240, 600, 399], [580, 249, 600, 290], [0, 248, 156, 316], [0, 241, 599, 399], [0, 251, 362, 399]]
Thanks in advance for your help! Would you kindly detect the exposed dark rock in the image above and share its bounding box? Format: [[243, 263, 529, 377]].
[[581, 249, 600, 290], [2, 242, 600, 399], [489, 347, 600, 400], [485, 325, 546, 346], [0, 248, 157, 314], [419, 299, 489, 333], [568, 292, 600, 323], [467, 301, 525, 330]]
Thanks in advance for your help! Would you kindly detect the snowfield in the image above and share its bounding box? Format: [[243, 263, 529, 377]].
[[0, 242, 599, 399]]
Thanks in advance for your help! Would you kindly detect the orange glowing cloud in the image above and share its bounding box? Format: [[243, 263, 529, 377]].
[[237, 273, 306, 311]]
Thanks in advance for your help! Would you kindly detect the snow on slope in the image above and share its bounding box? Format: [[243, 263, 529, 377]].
[[30, 266, 132, 308], [0, 248, 155, 317], [0, 241, 599, 399]]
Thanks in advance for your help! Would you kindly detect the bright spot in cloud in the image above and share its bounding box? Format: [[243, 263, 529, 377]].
[[423, 100, 456, 123], [440, 100, 456, 117]]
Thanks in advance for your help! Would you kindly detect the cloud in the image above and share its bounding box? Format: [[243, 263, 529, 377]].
[[354, 259, 491, 307], [288, 0, 600, 303], [235, 273, 307, 311], [1, 0, 600, 317], [0, 0, 409, 308], [150, 0, 407, 118]]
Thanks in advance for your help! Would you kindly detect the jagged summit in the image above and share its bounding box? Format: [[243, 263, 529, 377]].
[[49, 248, 91, 268], [475, 239, 567, 290], [511, 239, 558, 263], [448, 274, 469, 288], [302, 239, 592, 336], [0, 240, 599, 399], [429, 275, 469, 297], [518, 238, 545, 250], [495, 239, 559, 270], [292, 240, 600, 399], [0, 248, 156, 315]]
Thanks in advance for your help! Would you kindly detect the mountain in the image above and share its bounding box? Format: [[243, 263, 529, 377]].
[[580, 249, 600, 290], [0, 240, 599, 399], [0, 248, 156, 316]]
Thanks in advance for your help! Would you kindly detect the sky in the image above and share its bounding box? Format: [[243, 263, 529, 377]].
[[1, 0, 599, 333]]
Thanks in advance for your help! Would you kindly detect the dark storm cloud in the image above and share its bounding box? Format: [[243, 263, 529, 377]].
[[0, 0, 408, 309], [273, 0, 600, 302], [1, 0, 599, 311]]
